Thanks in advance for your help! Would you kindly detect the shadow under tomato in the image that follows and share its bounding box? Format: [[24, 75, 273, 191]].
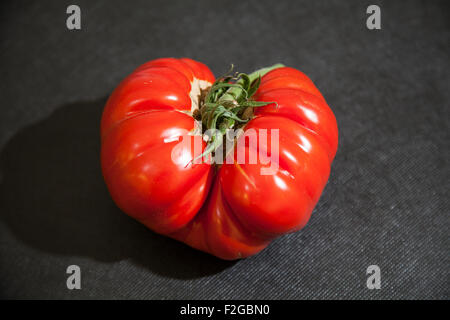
[[0, 97, 235, 279]]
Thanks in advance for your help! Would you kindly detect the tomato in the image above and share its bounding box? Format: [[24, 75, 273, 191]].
[[101, 57, 338, 260]]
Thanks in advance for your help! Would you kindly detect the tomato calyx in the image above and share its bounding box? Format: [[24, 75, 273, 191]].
[[192, 63, 284, 162]]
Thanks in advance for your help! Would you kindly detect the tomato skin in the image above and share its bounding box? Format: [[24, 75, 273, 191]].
[[258, 67, 325, 99], [101, 110, 213, 234], [253, 88, 338, 160], [101, 59, 338, 260], [101, 58, 215, 234]]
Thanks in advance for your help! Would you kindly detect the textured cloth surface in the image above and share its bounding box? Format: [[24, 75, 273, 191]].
[[0, 0, 448, 299]]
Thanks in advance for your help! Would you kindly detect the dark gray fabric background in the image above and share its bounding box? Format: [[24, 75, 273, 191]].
[[0, 0, 448, 299]]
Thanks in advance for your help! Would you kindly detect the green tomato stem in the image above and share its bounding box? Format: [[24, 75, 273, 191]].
[[191, 63, 285, 164], [218, 63, 285, 104]]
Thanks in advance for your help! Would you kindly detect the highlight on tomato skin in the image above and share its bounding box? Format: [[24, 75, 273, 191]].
[[100, 57, 338, 260]]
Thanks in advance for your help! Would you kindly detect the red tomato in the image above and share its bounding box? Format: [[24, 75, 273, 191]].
[[101, 58, 338, 260]]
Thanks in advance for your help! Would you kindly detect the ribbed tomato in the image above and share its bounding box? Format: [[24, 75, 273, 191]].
[[101, 57, 338, 260]]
